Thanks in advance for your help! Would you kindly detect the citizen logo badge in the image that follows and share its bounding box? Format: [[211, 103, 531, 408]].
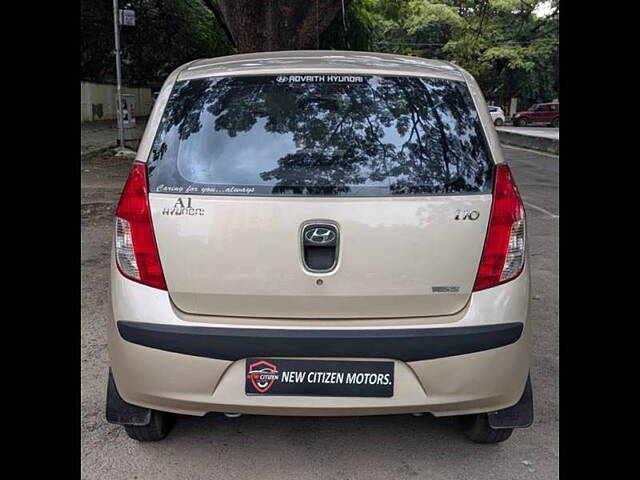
[[246, 360, 280, 394]]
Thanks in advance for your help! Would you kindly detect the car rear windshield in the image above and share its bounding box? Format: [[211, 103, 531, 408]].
[[147, 75, 493, 196]]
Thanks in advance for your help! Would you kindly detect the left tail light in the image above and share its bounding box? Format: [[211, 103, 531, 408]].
[[114, 162, 167, 290]]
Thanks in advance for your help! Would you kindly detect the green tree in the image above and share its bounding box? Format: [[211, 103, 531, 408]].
[[82, 0, 559, 106], [81, 0, 233, 87], [319, 0, 378, 51], [362, 0, 559, 107]]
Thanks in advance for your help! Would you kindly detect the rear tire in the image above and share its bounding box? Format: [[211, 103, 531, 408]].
[[494, 118, 504, 126], [460, 413, 513, 444], [515, 117, 528, 127], [552, 117, 559, 128], [124, 410, 176, 442]]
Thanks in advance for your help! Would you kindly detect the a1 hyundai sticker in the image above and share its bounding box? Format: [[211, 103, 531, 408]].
[[244, 358, 394, 397]]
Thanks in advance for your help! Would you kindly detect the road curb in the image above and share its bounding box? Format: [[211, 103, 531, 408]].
[[497, 130, 559, 155]]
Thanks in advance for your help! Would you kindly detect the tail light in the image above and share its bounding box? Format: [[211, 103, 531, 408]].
[[473, 164, 526, 291], [114, 162, 167, 290]]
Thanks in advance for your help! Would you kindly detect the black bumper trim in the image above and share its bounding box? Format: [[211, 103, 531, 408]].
[[117, 321, 523, 362]]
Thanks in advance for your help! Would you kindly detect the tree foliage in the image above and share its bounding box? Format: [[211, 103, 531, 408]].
[[355, 0, 559, 106], [81, 0, 558, 106], [81, 0, 233, 87]]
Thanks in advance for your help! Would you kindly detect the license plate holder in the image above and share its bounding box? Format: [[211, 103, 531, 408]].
[[245, 358, 394, 397]]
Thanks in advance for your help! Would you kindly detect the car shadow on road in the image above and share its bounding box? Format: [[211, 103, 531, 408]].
[[166, 412, 498, 454], [107, 411, 534, 480], [128, 412, 525, 478]]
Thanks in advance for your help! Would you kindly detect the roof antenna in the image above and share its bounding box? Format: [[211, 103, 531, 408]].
[[342, 0, 346, 31]]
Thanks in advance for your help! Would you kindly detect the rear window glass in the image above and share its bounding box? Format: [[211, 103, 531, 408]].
[[147, 75, 493, 196]]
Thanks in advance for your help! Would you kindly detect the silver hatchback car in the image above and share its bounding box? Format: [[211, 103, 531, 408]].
[[106, 51, 532, 443]]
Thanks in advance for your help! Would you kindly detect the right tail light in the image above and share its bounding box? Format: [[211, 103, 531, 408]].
[[473, 163, 526, 291]]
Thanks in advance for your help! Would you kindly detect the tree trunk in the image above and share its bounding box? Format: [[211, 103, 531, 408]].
[[212, 0, 349, 53]]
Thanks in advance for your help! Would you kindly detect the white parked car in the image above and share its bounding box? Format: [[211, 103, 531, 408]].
[[106, 51, 532, 444], [488, 106, 505, 126]]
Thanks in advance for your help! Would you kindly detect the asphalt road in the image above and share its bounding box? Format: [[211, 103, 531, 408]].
[[81, 146, 558, 480], [497, 126, 559, 140]]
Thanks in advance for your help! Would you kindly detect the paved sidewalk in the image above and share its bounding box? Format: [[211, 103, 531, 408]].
[[497, 126, 559, 140], [81, 118, 148, 159], [496, 126, 559, 155]]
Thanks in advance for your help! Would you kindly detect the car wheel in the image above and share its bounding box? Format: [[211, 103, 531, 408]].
[[494, 118, 504, 126], [124, 410, 176, 442], [460, 413, 514, 444], [515, 118, 528, 127], [552, 117, 559, 128]]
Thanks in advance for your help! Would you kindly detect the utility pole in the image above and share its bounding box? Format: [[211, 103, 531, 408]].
[[112, 0, 125, 149]]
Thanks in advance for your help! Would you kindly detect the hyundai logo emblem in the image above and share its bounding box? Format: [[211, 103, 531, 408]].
[[305, 227, 336, 245], [301, 223, 339, 272]]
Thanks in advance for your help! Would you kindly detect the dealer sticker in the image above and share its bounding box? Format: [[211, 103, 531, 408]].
[[275, 75, 365, 83], [245, 358, 394, 397]]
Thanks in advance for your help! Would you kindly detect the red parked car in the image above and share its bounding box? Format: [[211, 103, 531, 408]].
[[512, 102, 559, 127]]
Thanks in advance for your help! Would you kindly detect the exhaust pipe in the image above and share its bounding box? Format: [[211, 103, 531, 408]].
[[224, 412, 242, 418]]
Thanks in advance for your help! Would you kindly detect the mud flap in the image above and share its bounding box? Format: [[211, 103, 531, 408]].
[[105, 368, 151, 426], [487, 374, 534, 429]]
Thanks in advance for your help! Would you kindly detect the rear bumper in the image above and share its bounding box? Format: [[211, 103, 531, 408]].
[[108, 258, 531, 418], [117, 321, 523, 362]]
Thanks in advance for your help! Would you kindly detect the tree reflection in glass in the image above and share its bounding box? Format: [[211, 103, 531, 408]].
[[148, 75, 492, 196]]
